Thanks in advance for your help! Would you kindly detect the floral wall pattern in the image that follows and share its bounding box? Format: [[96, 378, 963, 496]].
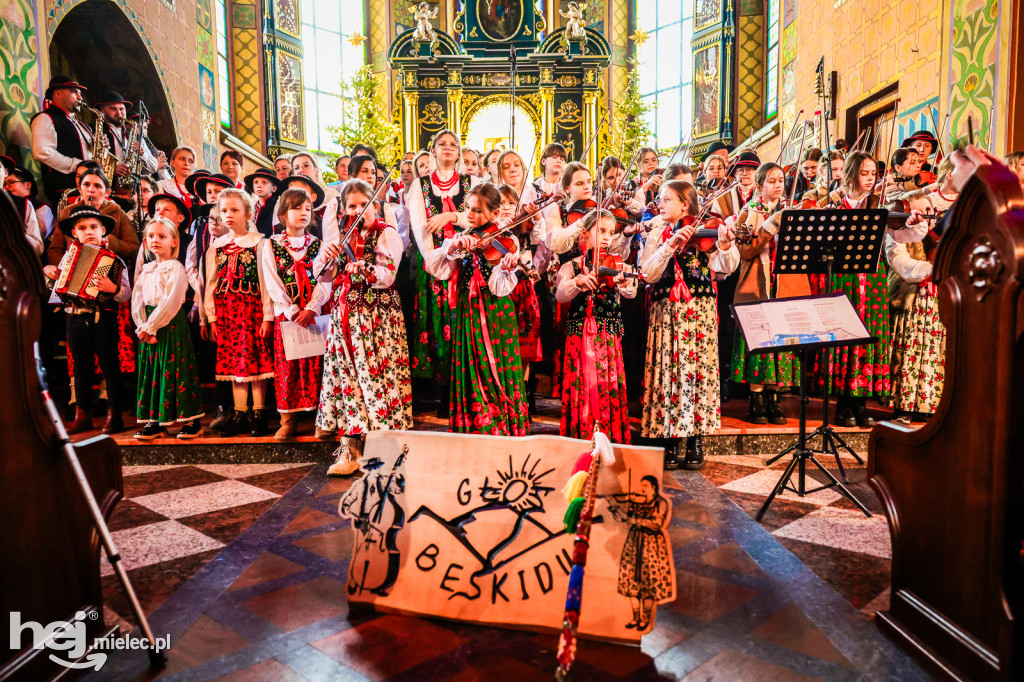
[[947, 0, 999, 148]]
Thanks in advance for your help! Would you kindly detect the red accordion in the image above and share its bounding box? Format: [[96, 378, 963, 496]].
[[53, 242, 121, 303]]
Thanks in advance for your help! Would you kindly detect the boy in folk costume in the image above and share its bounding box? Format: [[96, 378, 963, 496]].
[[886, 159, 956, 422], [315, 179, 411, 475], [555, 209, 638, 443], [260, 188, 330, 439], [44, 206, 132, 434], [203, 189, 275, 436], [640, 181, 739, 469], [246, 168, 282, 237], [132, 218, 204, 439], [729, 163, 811, 425], [407, 129, 480, 416], [440, 183, 529, 435]]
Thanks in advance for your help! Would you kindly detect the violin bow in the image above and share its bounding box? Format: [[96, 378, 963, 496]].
[[509, 139, 540, 225], [928, 107, 944, 163], [876, 97, 902, 206], [788, 122, 810, 206], [775, 109, 805, 165], [318, 164, 398, 278], [578, 109, 608, 165]]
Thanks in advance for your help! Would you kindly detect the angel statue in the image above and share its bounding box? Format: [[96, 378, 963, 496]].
[[560, 2, 586, 41], [412, 2, 439, 43]]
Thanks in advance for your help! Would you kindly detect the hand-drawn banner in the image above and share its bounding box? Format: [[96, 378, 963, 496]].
[[338, 431, 677, 642]]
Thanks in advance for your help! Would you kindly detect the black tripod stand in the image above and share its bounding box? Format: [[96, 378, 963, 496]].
[[756, 345, 871, 521], [765, 208, 888, 481]]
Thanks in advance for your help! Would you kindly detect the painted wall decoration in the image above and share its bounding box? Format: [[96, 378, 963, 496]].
[[277, 52, 303, 144], [783, 0, 796, 27], [0, 0, 41, 157], [694, 43, 720, 137], [274, 0, 299, 37], [339, 431, 675, 641], [898, 98, 940, 147], [695, 0, 722, 32], [947, 0, 999, 148]]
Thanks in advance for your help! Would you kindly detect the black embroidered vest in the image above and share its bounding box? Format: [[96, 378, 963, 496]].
[[564, 260, 623, 335], [421, 174, 472, 249], [31, 106, 87, 195], [271, 236, 321, 303], [647, 246, 715, 303]]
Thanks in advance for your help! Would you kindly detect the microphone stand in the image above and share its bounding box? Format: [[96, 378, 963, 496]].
[[509, 45, 517, 148]]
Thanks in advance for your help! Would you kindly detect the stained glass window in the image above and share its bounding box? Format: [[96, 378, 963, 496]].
[[301, 0, 366, 153], [636, 0, 695, 150], [765, 0, 780, 119], [215, 0, 231, 130]]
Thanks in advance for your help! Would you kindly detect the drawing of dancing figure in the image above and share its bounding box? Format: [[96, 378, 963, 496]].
[[611, 474, 673, 630]]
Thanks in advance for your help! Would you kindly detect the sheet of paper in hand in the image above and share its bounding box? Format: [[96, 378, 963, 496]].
[[280, 314, 330, 360], [337, 431, 676, 643]]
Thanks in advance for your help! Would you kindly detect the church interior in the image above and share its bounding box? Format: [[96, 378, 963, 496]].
[[1, 0, 1023, 679]]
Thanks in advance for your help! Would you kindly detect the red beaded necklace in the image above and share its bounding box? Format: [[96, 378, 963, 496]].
[[431, 170, 459, 192]]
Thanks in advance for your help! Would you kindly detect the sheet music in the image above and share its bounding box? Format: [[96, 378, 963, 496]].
[[734, 295, 871, 350], [280, 315, 331, 361]]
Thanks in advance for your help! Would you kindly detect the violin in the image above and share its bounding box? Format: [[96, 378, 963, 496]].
[[887, 209, 945, 224], [338, 214, 377, 283], [461, 222, 518, 265], [584, 247, 643, 289], [669, 216, 724, 251], [566, 198, 598, 225]]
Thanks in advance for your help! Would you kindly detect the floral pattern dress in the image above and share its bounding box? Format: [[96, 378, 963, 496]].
[[555, 258, 636, 443], [315, 221, 412, 435], [132, 260, 204, 425], [639, 228, 739, 438], [617, 495, 673, 601]]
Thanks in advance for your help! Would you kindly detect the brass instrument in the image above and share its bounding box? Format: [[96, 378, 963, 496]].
[[56, 188, 75, 215], [118, 120, 140, 194], [87, 107, 118, 183]]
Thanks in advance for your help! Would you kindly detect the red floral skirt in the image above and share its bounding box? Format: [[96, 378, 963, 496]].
[[509, 278, 543, 363], [214, 290, 274, 381], [273, 314, 322, 411], [560, 328, 631, 444]]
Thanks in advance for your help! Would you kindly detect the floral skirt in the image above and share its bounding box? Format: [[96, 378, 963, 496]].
[[731, 334, 800, 388], [561, 327, 630, 444], [551, 301, 569, 398], [641, 297, 720, 439], [214, 289, 274, 381], [891, 287, 945, 413], [273, 314, 323, 412], [617, 527, 672, 601], [410, 251, 455, 381], [509, 277, 543, 363], [136, 307, 204, 425], [316, 286, 412, 435], [828, 271, 891, 398], [450, 287, 529, 436]]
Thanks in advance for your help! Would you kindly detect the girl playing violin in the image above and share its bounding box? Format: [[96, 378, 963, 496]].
[[555, 208, 638, 443], [496, 149, 545, 247], [634, 147, 664, 206], [639, 181, 739, 469], [407, 129, 479, 416], [828, 151, 891, 427], [261, 188, 330, 439], [598, 155, 646, 218], [316, 179, 412, 475], [441, 183, 529, 436], [730, 163, 807, 425]]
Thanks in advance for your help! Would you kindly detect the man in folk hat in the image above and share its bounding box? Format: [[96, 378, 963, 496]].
[[30, 75, 94, 206], [97, 91, 161, 182]]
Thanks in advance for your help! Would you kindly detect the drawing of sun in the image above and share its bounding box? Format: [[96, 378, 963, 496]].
[[479, 454, 555, 514]]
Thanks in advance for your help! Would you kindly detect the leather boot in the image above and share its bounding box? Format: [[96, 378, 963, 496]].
[[218, 409, 238, 437], [210, 407, 231, 432], [66, 407, 92, 435], [102, 408, 125, 435], [682, 436, 706, 471], [765, 391, 788, 425], [748, 392, 769, 425], [274, 412, 297, 440], [834, 396, 856, 427], [853, 398, 876, 428], [663, 439, 683, 470], [249, 409, 268, 437]]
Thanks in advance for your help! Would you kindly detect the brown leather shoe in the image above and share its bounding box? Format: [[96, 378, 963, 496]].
[[66, 407, 92, 435], [102, 408, 125, 435]]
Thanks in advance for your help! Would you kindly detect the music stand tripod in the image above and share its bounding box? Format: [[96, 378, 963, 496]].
[[765, 208, 889, 481], [731, 294, 875, 521]]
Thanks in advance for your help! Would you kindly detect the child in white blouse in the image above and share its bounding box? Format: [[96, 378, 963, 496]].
[[132, 218, 204, 439]]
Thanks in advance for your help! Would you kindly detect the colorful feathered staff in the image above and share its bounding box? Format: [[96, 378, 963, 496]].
[[555, 428, 615, 679]]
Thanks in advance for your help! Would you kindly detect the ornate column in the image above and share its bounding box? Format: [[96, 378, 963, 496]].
[[403, 90, 420, 152], [583, 90, 599, 171], [539, 86, 555, 149], [446, 69, 463, 138]]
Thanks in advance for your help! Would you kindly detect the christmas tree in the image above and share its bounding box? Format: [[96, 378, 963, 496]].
[[607, 58, 655, 160], [329, 66, 403, 168]]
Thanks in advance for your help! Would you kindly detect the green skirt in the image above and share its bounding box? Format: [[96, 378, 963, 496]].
[[410, 250, 455, 381], [137, 307, 204, 425], [826, 270, 891, 398], [449, 286, 529, 436], [730, 333, 800, 388]]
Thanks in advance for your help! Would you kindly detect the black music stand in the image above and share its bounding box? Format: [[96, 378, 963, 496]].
[[767, 208, 888, 481], [731, 294, 875, 520]]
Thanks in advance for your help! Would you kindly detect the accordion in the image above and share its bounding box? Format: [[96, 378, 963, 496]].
[[54, 242, 121, 303]]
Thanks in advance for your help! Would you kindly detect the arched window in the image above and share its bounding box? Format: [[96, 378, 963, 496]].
[[636, 1, 695, 148], [301, 0, 366, 152], [765, 0, 780, 120]]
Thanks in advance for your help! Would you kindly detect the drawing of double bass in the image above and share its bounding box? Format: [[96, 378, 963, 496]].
[[339, 445, 408, 597]]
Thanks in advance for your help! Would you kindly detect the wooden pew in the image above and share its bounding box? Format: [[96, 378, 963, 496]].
[[868, 163, 1024, 680], [0, 192, 123, 680]]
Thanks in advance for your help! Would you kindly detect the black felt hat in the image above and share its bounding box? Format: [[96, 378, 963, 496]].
[[0, 155, 15, 174], [706, 141, 734, 156], [184, 170, 212, 199], [733, 151, 761, 170], [95, 91, 133, 107], [194, 173, 235, 199], [45, 75, 87, 99], [901, 130, 938, 154], [147, 193, 193, 226], [244, 169, 281, 195], [280, 175, 325, 209], [58, 204, 115, 236]]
